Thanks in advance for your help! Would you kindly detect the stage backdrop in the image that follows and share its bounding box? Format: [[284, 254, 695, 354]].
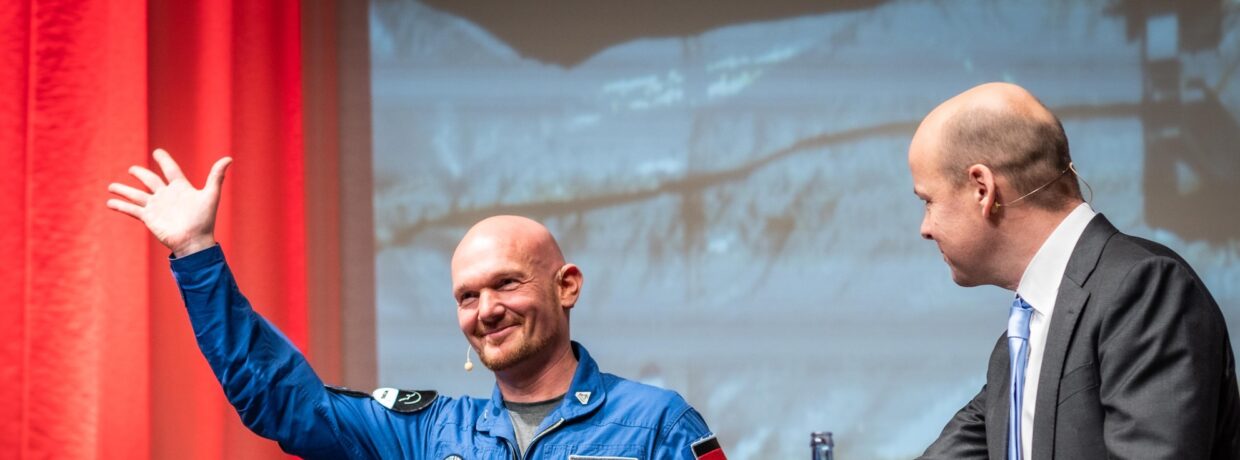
[[4, 1, 1237, 459], [369, 1, 1240, 459]]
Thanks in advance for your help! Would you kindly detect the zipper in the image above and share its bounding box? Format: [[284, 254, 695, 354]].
[[502, 438, 518, 460], [506, 417, 566, 460]]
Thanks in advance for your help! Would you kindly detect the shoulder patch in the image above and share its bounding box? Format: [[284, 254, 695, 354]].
[[691, 434, 727, 460], [324, 384, 370, 398], [371, 387, 438, 413]]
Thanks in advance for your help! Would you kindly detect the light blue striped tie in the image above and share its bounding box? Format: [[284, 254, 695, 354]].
[[1008, 296, 1033, 460]]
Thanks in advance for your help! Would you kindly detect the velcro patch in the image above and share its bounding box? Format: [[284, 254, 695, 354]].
[[691, 435, 727, 460], [371, 387, 437, 413], [324, 385, 370, 398]]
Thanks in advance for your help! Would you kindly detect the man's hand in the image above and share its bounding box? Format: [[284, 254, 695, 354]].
[[107, 149, 232, 258]]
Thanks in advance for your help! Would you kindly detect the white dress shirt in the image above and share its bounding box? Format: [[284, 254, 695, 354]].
[[1013, 202, 1096, 460]]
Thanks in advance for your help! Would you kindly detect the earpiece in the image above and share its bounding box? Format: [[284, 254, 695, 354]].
[[1068, 162, 1095, 204], [992, 163, 1073, 211]]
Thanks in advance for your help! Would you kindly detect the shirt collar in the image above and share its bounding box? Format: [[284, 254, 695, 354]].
[[476, 341, 606, 435], [1016, 203, 1096, 315]]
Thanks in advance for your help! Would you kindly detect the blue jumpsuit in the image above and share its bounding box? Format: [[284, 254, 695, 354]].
[[171, 246, 721, 459]]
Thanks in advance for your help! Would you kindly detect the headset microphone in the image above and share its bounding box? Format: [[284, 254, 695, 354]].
[[992, 162, 1076, 212], [464, 346, 475, 372]]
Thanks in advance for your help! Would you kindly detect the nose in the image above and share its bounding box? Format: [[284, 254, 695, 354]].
[[919, 214, 933, 240], [477, 290, 505, 323]]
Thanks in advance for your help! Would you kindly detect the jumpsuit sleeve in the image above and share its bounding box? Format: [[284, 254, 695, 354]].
[[170, 245, 433, 459], [654, 403, 726, 460]]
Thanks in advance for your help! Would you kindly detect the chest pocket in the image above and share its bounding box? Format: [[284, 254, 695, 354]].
[[432, 443, 496, 460], [1056, 361, 1099, 405]]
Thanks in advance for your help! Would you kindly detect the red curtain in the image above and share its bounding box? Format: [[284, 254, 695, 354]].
[[1, 0, 150, 458], [0, 1, 338, 458]]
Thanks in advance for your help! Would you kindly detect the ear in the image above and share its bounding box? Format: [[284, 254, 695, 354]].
[[966, 164, 999, 219], [555, 264, 582, 310]]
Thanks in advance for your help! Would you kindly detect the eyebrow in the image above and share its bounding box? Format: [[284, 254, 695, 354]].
[[453, 269, 525, 298]]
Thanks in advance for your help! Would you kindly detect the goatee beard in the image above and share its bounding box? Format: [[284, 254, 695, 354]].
[[478, 329, 552, 371]]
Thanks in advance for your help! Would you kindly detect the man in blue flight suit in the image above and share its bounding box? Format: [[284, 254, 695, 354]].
[[106, 149, 727, 460]]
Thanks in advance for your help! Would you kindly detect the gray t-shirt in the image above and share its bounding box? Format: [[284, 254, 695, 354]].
[[505, 394, 564, 455]]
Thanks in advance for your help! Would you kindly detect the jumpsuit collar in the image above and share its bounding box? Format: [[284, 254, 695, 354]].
[[476, 341, 607, 439]]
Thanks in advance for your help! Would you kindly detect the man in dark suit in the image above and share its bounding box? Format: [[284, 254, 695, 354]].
[[908, 82, 1240, 459]]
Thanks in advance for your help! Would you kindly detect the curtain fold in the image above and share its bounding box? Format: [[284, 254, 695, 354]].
[[148, 1, 307, 459], [0, 0, 31, 450], [1, 1, 330, 458], [1, 0, 150, 458]]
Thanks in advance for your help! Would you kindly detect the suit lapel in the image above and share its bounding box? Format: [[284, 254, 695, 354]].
[[1029, 214, 1117, 460], [1030, 282, 1087, 460], [988, 343, 1010, 460], [978, 331, 1012, 460]]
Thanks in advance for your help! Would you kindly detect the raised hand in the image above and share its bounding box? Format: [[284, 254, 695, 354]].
[[107, 149, 232, 258]]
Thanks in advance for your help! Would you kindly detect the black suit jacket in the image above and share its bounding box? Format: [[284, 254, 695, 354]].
[[920, 214, 1240, 459]]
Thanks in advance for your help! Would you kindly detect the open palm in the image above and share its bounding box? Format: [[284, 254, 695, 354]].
[[107, 149, 232, 258]]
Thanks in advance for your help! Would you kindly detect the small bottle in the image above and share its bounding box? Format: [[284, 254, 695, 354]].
[[810, 431, 834, 460]]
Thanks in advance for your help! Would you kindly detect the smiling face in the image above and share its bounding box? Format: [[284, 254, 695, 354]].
[[450, 216, 580, 372]]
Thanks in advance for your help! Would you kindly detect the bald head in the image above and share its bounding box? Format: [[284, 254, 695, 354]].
[[912, 82, 1080, 210], [452, 215, 566, 277]]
